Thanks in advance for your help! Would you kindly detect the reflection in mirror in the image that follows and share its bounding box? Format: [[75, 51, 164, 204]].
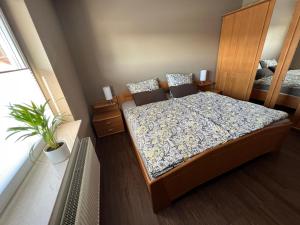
[[274, 41, 300, 118], [250, 0, 298, 105], [290, 43, 300, 70], [279, 43, 300, 98]]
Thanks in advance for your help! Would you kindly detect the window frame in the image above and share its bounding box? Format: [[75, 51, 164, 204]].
[[0, 8, 49, 214], [0, 9, 28, 73]]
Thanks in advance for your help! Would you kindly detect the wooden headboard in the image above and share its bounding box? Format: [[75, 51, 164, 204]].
[[117, 80, 213, 106], [117, 80, 170, 106]]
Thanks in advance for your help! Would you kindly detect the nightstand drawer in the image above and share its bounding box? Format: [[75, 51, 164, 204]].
[[93, 103, 119, 114], [98, 116, 123, 129], [94, 116, 124, 137]]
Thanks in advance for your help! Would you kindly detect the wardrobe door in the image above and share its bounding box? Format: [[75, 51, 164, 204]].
[[266, 0, 300, 130], [216, 0, 275, 100], [265, 0, 300, 109], [215, 15, 235, 94]]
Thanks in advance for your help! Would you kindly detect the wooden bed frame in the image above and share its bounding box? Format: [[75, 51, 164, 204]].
[[117, 80, 214, 104], [118, 88, 292, 212], [251, 88, 300, 109]]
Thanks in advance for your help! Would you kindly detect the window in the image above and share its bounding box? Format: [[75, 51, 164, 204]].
[[0, 9, 50, 213]]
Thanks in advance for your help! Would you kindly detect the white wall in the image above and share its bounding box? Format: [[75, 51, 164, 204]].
[[24, 0, 94, 138], [243, 0, 298, 60], [53, 0, 243, 104]]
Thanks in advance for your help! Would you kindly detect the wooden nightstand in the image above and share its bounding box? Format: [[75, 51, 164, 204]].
[[196, 80, 215, 91], [195, 80, 222, 94], [211, 89, 223, 94], [92, 98, 125, 138]]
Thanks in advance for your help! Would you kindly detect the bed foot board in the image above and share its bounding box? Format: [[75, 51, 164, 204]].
[[147, 119, 292, 213]]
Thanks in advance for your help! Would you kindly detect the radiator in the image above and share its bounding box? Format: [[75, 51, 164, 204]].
[[52, 137, 100, 225]]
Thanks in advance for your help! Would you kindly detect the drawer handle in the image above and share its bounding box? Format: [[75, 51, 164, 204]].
[[106, 121, 112, 125]]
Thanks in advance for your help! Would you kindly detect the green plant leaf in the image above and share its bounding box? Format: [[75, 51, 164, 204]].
[[6, 100, 64, 148]]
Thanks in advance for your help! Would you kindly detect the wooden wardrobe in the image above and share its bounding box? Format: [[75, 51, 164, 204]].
[[215, 0, 275, 100]]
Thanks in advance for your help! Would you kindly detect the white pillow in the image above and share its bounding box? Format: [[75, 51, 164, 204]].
[[260, 59, 277, 68], [166, 73, 193, 87], [126, 78, 159, 94]]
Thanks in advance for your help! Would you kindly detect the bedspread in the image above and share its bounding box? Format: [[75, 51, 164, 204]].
[[124, 92, 288, 179], [254, 69, 300, 96]]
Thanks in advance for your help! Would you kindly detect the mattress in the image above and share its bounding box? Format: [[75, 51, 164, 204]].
[[123, 92, 288, 180], [254, 69, 300, 96]]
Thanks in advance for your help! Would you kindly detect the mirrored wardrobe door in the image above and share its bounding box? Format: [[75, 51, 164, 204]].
[[274, 41, 300, 127], [264, 0, 300, 107], [249, 0, 299, 106], [265, 0, 300, 128]]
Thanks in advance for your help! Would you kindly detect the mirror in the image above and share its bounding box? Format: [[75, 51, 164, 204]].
[[250, 0, 298, 105], [273, 40, 300, 121]]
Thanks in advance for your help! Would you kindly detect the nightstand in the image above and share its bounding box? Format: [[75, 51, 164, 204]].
[[196, 80, 215, 91], [196, 80, 222, 94], [211, 89, 223, 94], [92, 98, 125, 138]]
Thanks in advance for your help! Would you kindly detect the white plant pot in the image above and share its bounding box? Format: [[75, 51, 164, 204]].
[[43, 142, 70, 164]]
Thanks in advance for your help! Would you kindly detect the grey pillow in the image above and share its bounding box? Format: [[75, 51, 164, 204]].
[[133, 88, 167, 106], [255, 68, 273, 80], [269, 66, 277, 73], [169, 83, 198, 98]]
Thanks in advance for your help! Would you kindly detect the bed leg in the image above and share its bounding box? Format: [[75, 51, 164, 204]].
[[150, 182, 171, 213], [270, 128, 290, 152]]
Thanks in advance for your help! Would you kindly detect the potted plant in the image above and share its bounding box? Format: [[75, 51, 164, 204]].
[[6, 101, 70, 164]]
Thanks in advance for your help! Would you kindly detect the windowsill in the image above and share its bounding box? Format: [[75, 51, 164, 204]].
[[0, 120, 81, 225]]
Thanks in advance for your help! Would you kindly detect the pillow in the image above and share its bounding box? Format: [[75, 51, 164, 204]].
[[166, 73, 193, 87], [127, 78, 159, 94], [260, 59, 277, 68], [269, 65, 277, 73], [255, 68, 274, 80], [169, 83, 198, 98], [258, 63, 262, 70], [133, 88, 167, 106]]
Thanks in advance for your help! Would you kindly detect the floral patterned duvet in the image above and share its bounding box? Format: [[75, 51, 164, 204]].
[[123, 92, 288, 179], [254, 69, 300, 96]]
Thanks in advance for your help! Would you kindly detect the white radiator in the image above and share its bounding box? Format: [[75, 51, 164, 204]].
[[51, 137, 100, 225], [74, 138, 100, 225]]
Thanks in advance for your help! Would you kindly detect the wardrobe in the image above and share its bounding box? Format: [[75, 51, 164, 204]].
[[215, 0, 275, 101], [215, 0, 300, 129]]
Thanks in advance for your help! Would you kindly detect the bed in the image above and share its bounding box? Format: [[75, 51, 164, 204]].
[[119, 91, 292, 212], [251, 69, 300, 108]]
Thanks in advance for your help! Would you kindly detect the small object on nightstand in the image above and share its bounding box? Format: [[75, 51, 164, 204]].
[[92, 98, 125, 138], [199, 70, 207, 81], [103, 86, 113, 102]]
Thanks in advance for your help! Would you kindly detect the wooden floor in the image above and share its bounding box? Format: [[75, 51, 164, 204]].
[[97, 130, 300, 225]]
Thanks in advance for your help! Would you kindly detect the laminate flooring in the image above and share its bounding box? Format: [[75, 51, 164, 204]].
[[97, 130, 300, 225]]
